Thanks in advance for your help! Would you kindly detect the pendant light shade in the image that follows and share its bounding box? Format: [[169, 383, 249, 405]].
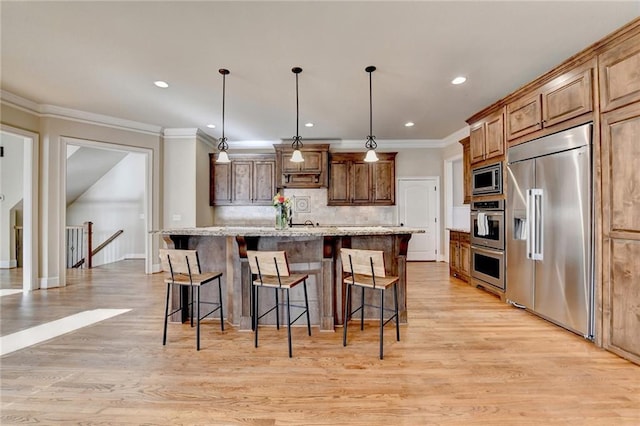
[[216, 68, 231, 163], [364, 65, 379, 163], [290, 67, 304, 163]]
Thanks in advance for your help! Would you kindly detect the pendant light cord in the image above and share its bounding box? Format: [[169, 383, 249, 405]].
[[296, 72, 299, 140], [369, 69, 373, 137], [221, 71, 226, 140]]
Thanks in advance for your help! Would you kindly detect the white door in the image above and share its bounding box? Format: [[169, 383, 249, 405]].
[[398, 178, 438, 261]]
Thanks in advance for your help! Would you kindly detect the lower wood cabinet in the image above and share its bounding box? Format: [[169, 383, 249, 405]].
[[449, 230, 470, 282], [209, 154, 276, 206], [328, 152, 396, 206]]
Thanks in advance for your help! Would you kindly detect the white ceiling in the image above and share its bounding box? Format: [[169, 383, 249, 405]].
[[1, 1, 638, 144]]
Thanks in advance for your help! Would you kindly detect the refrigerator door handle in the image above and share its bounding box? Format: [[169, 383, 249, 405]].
[[526, 189, 534, 259], [531, 188, 543, 260]]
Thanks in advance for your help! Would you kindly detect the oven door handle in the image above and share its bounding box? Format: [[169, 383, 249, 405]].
[[527, 189, 543, 260], [471, 245, 504, 256]]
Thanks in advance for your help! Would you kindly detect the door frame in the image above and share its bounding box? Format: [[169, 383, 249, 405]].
[[60, 137, 153, 274], [1, 125, 39, 292], [397, 177, 440, 261]]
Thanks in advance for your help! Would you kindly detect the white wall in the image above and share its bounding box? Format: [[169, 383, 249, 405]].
[[0, 133, 24, 268], [67, 152, 146, 267]]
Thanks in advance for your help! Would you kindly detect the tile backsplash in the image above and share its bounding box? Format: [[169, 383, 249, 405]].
[[213, 188, 396, 226]]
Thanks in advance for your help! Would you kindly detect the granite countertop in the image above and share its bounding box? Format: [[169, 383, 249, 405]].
[[153, 225, 425, 237], [447, 227, 470, 233]]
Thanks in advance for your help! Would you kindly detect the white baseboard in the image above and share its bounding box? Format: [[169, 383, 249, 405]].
[[123, 253, 145, 259], [151, 263, 162, 274], [40, 276, 60, 289], [0, 259, 18, 269]]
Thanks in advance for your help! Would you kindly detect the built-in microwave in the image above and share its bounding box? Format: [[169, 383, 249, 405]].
[[472, 162, 502, 196]]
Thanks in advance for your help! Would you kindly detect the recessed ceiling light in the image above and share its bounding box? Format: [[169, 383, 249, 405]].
[[304, 122, 314, 127], [207, 124, 216, 129], [405, 122, 415, 127], [154, 80, 169, 88], [451, 76, 466, 85]]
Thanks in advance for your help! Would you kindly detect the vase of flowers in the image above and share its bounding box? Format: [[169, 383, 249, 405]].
[[273, 193, 291, 230]]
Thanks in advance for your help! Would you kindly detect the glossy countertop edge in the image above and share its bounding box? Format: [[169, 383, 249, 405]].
[[152, 226, 425, 237], [447, 228, 470, 233]]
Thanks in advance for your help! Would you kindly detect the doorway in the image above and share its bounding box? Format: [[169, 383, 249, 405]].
[[398, 178, 439, 261], [0, 125, 38, 292], [61, 137, 152, 274]]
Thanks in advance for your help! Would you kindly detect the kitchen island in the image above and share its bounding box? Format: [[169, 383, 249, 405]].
[[156, 226, 423, 331]]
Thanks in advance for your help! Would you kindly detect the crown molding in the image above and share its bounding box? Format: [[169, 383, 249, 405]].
[[1, 90, 162, 136]]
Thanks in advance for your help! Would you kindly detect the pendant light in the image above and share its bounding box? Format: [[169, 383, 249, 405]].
[[364, 65, 379, 163], [290, 67, 304, 163], [216, 68, 231, 163]]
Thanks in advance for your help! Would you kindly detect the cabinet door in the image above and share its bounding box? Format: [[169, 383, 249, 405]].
[[485, 112, 505, 159], [602, 102, 640, 233], [280, 151, 300, 173], [328, 160, 351, 204], [372, 159, 395, 205], [460, 137, 471, 204], [352, 161, 372, 203], [460, 241, 470, 277], [469, 124, 485, 164], [449, 239, 458, 275], [253, 160, 275, 205], [231, 161, 253, 204], [507, 93, 542, 140], [599, 32, 640, 113], [300, 151, 323, 173], [542, 67, 593, 127], [212, 161, 232, 205]]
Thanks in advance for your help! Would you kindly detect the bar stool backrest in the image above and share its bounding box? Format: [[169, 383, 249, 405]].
[[341, 248, 387, 278], [246, 250, 291, 277], [159, 249, 202, 277]]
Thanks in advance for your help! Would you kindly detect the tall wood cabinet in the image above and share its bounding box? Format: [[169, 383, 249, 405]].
[[328, 152, 396, 206], [465, 17, 640, 364], [599, 30, 640, 365], [209, 154, 276, 206], [459, 137, 471, 204]]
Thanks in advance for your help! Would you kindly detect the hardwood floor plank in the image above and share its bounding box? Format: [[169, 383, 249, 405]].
[[1, 260, 639, 425]]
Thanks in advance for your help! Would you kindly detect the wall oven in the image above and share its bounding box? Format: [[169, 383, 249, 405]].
[[470, 199, 505, 291], [472, 162, 502, 196], [470, 200, 504, 250]]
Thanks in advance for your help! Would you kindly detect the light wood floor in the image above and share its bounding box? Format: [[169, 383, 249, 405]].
[[1, 261, 639, 425]]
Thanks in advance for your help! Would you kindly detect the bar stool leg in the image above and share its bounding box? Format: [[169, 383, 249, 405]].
[[163, 282, 171, 345], [343, 283, 351, 347], [303, 280, 311, 336], [218, 276, 225, 331], [286, 288, 292, 358], [379, 288, 384, 360], [360, 286, 365, 331], [394, 283, 400, 342], [254, 285, 260, 348], [190, 286, 195, 328], [196, 286, 201, 351], [275, 289, 280, 330]]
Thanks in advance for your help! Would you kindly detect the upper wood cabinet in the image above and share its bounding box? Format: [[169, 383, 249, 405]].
[[274, 143, 329, 188], [469, 109, 505, 165], [507, 61, 594, 141], [459, 137, 471, 204], [328, 152, 396, 206], [599, 31, 640, 113], [209, 154, 276, 206]]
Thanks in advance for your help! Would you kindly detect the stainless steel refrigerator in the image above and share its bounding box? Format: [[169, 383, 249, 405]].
[[506, 123, 593, 339]]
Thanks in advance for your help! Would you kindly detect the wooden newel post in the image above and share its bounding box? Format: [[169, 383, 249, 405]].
[[85, 221, 93, 269]]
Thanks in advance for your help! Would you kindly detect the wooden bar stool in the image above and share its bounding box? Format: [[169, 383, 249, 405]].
[[247, 250, 311, 357], [159, 249, 224, 351], [341, 248, 400, 359]]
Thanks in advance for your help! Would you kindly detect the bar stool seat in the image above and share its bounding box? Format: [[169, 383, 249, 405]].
[[341, 248, 400, 360], [159, 249, 225, 351]]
